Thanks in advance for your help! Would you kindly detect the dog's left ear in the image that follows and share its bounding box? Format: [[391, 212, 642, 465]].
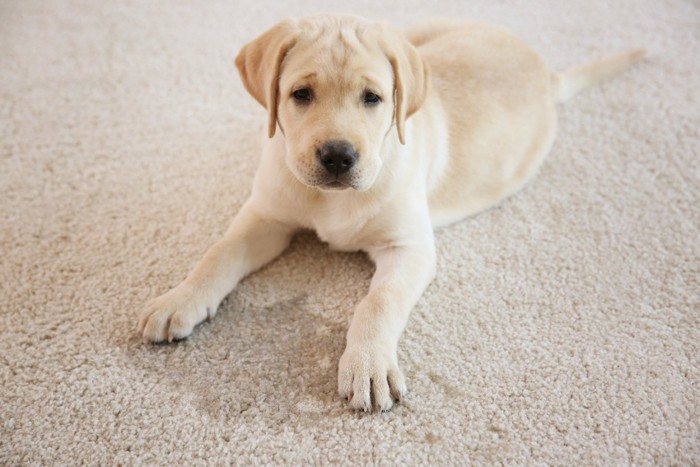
[[235, 19, 298, 138], [380, 23, 429, 145]]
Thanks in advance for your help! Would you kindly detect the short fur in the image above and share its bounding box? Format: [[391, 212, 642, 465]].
[[138, 14, 644, 412]]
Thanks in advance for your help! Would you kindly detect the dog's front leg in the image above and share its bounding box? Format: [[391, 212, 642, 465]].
[[338, 241, 436, 412], [138, 201, 294, 342]]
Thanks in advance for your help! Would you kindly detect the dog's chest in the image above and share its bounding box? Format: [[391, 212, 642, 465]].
[[312, 215, 367, 251], [307, 202, 374, 251]]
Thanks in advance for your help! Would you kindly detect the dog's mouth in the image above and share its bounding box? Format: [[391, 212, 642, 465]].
[[320, 180, 350, 191]]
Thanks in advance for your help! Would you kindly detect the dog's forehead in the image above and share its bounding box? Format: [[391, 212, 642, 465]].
[[281, 24, 391, 89]]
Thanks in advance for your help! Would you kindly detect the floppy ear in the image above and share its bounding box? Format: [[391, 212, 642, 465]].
[[380, 24, 429, 145], [235, 19, 298, 138]]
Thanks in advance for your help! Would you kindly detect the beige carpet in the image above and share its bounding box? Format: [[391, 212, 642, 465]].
[[1, 0, 698, 464]]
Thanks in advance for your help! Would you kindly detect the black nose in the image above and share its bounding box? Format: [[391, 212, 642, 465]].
[[317, 140, 357, 175]]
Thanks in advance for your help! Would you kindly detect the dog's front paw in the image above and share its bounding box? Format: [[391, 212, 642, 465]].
[[337, 342, 407, 412], [137, 284, 217, 343]]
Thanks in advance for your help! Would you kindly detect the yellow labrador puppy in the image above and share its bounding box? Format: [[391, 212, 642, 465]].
[[138, 14, 643, 412]]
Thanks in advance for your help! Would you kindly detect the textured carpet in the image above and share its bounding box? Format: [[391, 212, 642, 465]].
[[1, 0, 698, 464]]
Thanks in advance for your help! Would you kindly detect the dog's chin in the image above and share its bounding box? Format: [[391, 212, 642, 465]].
[[290, 171, 356, 192], [289, 164, 378, 192], [291, 172, 355, 192], [315, 174, 377, 193]]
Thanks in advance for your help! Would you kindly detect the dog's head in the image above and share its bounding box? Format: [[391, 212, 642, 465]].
[[235, 15, 428, 192]]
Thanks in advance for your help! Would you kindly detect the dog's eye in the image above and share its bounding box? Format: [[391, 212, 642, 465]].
[[292, 88, 312, 102], [363, 91, 381, 105]]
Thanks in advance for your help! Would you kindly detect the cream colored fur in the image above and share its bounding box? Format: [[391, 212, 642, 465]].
[[137, 14, 643, 412]]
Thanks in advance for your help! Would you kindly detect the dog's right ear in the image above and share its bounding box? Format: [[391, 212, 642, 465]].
[[235, 19, 298, 138]]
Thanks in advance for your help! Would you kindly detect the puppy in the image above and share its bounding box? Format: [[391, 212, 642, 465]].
[[138, 14, 643, 412]]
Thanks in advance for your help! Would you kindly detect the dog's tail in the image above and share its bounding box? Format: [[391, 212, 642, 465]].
[[552, 49, 646, 102]]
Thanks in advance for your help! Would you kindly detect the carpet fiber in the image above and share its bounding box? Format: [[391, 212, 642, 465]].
[[1, 0, 698, 464]]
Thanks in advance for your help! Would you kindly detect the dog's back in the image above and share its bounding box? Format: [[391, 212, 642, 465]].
[[405, 21, 644, 227], [408, 22, 557, 226]]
